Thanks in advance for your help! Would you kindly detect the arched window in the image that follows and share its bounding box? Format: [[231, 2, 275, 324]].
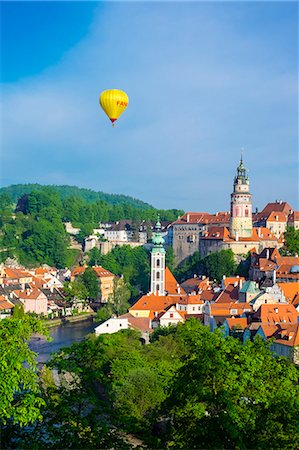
[[156, 271, 160, 280], [156, 284, 160, 292], [157, 259, 160, 267]]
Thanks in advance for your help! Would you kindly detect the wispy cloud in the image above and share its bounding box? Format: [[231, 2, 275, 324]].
[[1, 2, 298, 211]]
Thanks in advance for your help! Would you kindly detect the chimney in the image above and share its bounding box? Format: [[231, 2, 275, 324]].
[[273, 270, 276, 284], [239, 279, 243, 289], [266, 249, 270, 260], [275, 307, 279, 314], [187, 214, 190, 223], [257, 228, 261, 237], [235, 232, 239, 242], [194, 274, 197, 278]]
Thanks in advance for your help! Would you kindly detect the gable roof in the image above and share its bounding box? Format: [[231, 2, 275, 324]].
[[165, 267, 186, 295], [225, 317, 248, 330], [215, 284, 240, 303], [0, 296, 14, 310], [278, 282, 299, 303], [253, 303, 298, 325], [119, 313, 152, 332], [13, 287, 45, 300], [260, 201, 293, 216]]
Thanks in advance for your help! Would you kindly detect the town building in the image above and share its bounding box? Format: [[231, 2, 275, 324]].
[[71, 265, 116, 303], [172, 158, 283, 263]]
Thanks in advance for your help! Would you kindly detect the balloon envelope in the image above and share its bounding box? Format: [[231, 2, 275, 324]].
[[99, 89, 129, 125]]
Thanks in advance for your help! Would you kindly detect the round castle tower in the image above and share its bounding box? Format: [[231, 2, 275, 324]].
[[230, 157, 253, 239], [150, 218, 165, 296]]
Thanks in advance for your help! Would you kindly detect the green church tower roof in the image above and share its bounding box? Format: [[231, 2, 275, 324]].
[[152, 216, 165, 253]]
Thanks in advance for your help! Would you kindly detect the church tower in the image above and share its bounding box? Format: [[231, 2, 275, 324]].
[[230, 157, 252, 239], [150, 218, 165, 296]]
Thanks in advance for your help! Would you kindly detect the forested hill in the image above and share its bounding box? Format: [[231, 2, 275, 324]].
[[0, 184, 153, 209]]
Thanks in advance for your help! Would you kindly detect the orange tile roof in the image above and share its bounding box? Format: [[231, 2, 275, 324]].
[[71, 265, 87, 277], [259, 324, 278, 338], [260, 201, 293, 216], [266, 211, 287, 222], [274, 323, 299, 347], [210, 302, 252, 317], [278, 282, 299, 303], [292, 294, 299, 307], [35, 267, 49, 276], [181, 277, 210, 292], [13, 287, 44, 300], [119, 313, 152, 332], [216, 284, 239, 303], [201, 289, 219, 302], [254, 303, 298, 325], [92, 266, 115, 278], [0, 297, 14, 310], [225, 317, 248, 330], [222, 277, 245, 288], [186, 295, 204, 305], [130, 294, 177, 313], [201, 226, 277, 243], [71, 265, 115, 278], [165, 267, 186, 295]]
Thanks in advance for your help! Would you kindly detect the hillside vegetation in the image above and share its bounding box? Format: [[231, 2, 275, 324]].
[[0, 186, 183, 268], [0, 183, 153, 209]]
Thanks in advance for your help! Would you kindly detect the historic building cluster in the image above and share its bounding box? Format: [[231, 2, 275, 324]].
[[96, 220, 299, 364], [172, 158, 297, 263]]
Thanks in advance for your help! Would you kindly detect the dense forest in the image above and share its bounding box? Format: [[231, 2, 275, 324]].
[[0, 187, 183, 268], [0, 184, 153, 209], [1, 316, 299, 449]]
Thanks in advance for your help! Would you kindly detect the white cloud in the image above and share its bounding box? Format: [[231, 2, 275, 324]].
[[1, 2, 298, 210]]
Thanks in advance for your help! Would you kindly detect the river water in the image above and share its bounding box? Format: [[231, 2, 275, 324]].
[[29, 319, 99, 363]]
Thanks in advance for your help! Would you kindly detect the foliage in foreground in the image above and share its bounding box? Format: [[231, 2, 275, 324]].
[[0, 313, 49, 426], [2, 318, 299, 449], [49, 320, 299, 449]]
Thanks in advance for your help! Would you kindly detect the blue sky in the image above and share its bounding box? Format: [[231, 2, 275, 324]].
[[1, 1, 298, 212]]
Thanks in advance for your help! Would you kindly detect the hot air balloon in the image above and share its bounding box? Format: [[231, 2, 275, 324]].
[[99, 89, 129, 126]]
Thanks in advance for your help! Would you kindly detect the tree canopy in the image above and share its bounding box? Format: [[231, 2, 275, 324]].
[[0, 315, 49, 426]]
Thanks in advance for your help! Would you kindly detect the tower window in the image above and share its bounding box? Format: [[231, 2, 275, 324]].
[[157, 259, 160, 267], [156, 284, 160, 292], [156, 272, 160, 280]]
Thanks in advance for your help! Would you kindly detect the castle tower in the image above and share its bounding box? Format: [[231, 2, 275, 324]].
[[150, 218, 165, 295], [230, 157, 253, 238]]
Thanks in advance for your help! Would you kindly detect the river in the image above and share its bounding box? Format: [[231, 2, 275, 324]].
[[29, 318, 99, 363]]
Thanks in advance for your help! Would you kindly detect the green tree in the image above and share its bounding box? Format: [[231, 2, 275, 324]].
[[99, 278, 131, 319], [166, 322, 299, 449], [0, 316, 49, 426], [282, 226, 299, 256], [166, 246, 176, 272], [203, 249, 236, 282], [80, 267, 99, 300], [64, 280, 89, 303]]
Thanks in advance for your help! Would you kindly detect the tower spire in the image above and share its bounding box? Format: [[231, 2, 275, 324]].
[[230, 155, 252, 239], [150, 217, 165, 296]]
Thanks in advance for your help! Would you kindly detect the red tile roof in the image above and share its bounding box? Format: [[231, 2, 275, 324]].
[[260, 201, 293, 216], [13, 287, 44, 300], [0, 296, 14, 311], [253, 304, 298, 325], [216, 284, 239, 303], [165, 267, 186, 295], [278, 282, 299, 303], [210, 302, 252, 317], [222, 277, 245, 288], [225, 317, 248, 330]]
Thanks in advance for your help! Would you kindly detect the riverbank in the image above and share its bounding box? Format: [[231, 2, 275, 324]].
[[44, 312, 97, 328]]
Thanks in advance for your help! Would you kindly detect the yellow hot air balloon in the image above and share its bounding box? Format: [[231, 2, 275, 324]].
[[99, 89, 129, 126]]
